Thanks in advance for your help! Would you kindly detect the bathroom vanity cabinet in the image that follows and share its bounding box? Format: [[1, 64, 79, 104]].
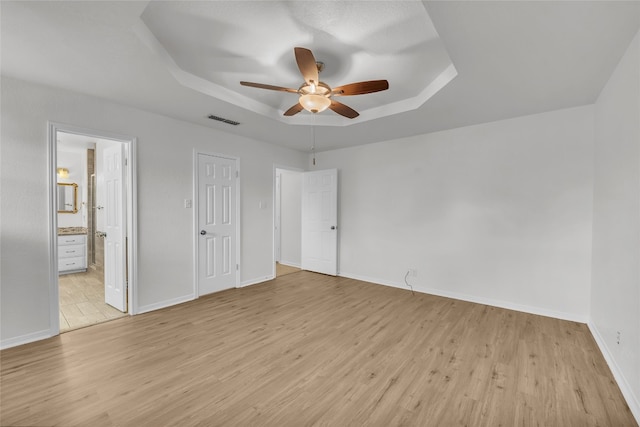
[[58, 234, 87, 274]]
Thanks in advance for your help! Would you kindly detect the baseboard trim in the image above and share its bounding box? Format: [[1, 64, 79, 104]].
[[137, 294, 196, 315], [112, 277, 276, 314], [588, 322, 640, 424], [338, 271, 589, 323], [278, 261, 301, 268], [240, 276, 273, 288], [1, 329, 53, 350]]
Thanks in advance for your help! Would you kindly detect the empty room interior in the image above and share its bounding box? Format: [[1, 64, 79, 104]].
[[1, 1, 639, 426]]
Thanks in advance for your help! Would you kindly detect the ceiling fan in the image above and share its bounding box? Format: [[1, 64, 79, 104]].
[[240, 47, 389, 119]]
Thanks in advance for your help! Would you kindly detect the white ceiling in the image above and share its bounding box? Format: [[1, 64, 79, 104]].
[[137, 1, 456, 126], [2, 1, 639, 152]]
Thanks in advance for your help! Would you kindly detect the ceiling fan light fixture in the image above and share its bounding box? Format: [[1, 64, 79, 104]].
[[299, 94, 331, 114], [240, 47, 388, 118]]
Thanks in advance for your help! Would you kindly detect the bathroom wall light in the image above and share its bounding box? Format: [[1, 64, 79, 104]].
[[57, 167, 69, 179]]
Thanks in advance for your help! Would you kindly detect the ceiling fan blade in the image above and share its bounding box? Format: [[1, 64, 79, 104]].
[[283, 103, 304, 116], [329, 100, 359, 119], [332, 80, 389, 96], [294, 47, 319, 86], [240, 81, 298, 93]]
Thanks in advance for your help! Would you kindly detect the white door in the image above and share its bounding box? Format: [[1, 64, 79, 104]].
[[198, 153, 237, 295], [301, 169, 338, 275], [103, 144, 127, 312]]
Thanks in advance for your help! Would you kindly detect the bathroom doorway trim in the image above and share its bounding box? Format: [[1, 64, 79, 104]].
[[47, 122, 138, 335]]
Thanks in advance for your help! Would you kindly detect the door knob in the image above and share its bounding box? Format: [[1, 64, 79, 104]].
[[331, 226, 336, 230], [200, 230, 206, 235]]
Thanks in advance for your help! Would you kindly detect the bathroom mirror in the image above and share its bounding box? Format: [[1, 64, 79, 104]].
[[57, 183, 78, 214]]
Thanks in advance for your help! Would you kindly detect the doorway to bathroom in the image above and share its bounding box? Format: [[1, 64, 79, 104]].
[[49, 123, 137, 334], [274, 167, 302, 278]]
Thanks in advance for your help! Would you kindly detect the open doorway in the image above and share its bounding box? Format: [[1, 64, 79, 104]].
[[50, 124, 137, 334], [274, 167, 302, 277]]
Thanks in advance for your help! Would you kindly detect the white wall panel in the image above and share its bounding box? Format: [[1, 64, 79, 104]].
[[591, 29, 640, 420], [314, 105, 595, 321]]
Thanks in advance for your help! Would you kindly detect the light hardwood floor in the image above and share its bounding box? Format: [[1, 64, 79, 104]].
[[276, 262, 301, 277], [1, 272, 636, 426]]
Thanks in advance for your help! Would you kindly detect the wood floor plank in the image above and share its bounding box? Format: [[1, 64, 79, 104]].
[[1, 271, 636, 426]]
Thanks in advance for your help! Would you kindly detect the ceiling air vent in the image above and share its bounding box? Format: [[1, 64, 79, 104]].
[[208, 115, 240, 126]]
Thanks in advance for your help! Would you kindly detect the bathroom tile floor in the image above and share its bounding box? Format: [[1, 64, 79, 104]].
[[59, 269, 127, 332]]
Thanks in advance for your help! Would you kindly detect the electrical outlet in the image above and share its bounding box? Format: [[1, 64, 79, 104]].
[[408, 269, 417, 278], [616, 331, 621, 345]]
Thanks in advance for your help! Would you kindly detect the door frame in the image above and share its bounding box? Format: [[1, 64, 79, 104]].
[[193, 150, 241, 296], [275, 173, 281, 264], [48, 122, 138, 335], [272, 165, 304, 278]]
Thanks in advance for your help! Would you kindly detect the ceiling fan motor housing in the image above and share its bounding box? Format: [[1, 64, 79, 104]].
[[298, 81, 331, 96]]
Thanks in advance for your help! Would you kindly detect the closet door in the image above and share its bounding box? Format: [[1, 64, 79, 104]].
[[301, 169, 338, 276]]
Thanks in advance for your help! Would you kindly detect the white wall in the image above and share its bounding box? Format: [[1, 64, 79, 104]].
[[591, 29, 640, 419], [315, 105, 594, 321], [279, 169, 301, 267], [0, 76, 307, 347]]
